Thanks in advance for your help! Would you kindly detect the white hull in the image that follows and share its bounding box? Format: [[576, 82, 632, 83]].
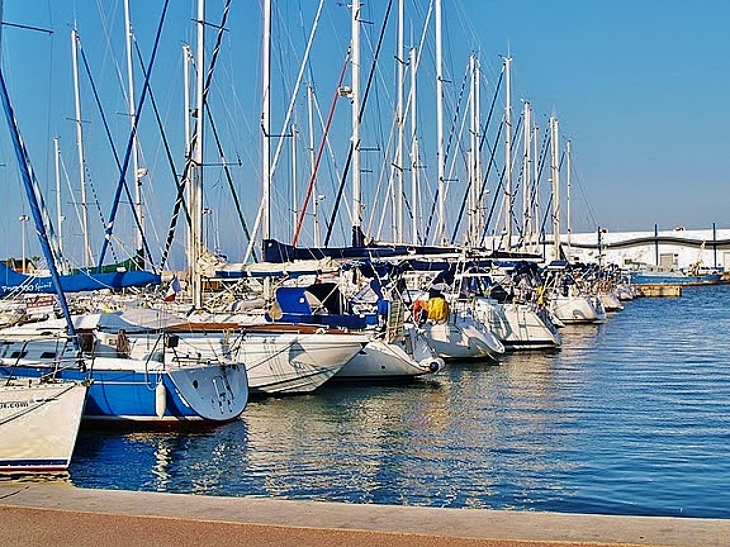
[[0, 378, 88, 473], [336, 327, 443, 379], [599, 292, 624, 312], [231, 330, 368, 394], [472, 298, 561, 350], [549, 294, 607, 324], [423, 312, 505, 361]]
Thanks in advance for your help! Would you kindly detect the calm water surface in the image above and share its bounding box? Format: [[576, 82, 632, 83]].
[[60, 285, 730, 517]]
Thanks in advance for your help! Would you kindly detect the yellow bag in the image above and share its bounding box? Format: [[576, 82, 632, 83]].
[[427, 296, 450, 322]]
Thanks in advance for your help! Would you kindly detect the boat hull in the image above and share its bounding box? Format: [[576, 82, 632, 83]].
[[472, 298, 562, 351], [0, 337, 248, 423], [0, 378, 88, 472]]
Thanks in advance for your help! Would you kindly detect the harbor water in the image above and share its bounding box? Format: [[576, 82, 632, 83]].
[[64, 284, 730, 518]]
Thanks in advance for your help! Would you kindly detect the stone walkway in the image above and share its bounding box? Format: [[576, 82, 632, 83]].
[[1, 484, 728, 546]]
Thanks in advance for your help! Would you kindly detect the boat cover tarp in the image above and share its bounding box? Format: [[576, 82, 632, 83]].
[[0, 262, 161, 297], [272, 285, 371, 330], [262, 238, 462, 263]]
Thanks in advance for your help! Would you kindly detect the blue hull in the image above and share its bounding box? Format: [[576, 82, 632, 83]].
[[1, 366, 200, 422]]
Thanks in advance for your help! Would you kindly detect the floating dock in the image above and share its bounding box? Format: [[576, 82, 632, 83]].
[[634, 284, 682, 297]]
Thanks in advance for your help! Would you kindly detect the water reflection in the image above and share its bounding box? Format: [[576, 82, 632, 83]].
[[65, 286, 730, 517]]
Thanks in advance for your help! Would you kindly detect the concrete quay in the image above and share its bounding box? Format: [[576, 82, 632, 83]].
[[1, 484, 729, 546]]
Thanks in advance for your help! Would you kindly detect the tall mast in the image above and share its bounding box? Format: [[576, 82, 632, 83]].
[[191, 0, 205, 308], [53, 136, 64, 262], [182, 43, 194, 292], [262, 0, 271, 245], [306, 85, 320, 246], [503, 55, 512, 250], [550, 115, 560, 260], [395, 0, 404, 242], [468, 54, 477, 247], [124, 0, 144, 264], [474, 54, 483, 244], [0, 69, 79, 347], [566, 139, 572, 258], [522, 100, 531, 249], [291, 123, 297, 239], [351, 0, 362, 246], [532, 122, 539, 253], [435, 0, 445, 244], [409, 46, 419, 246], [71, 28, 92, 268]]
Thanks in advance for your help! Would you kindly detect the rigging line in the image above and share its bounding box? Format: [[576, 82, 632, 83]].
[[83, 163, 119, 265], [424, 60, 471, 245], [479, 161, 506, 248], [97, 0, 170, 271], [293, 47, 351, 247], [478, 126, 506, 247], [323, 0, 394, 247], [269, 0, 325, 183], [203, 100, 255, 258], [450, 70, 503, 243], [162, 1, 242, 269], [78, 38, 149, 266], [134, 40, 190, 271], [480, 114, 523, 248]]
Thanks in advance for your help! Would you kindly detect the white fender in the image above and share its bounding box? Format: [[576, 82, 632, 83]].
[[155, 381, 166, 418]]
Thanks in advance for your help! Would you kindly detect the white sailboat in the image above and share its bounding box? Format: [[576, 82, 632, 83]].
[[472, 297, 561, 350], [0, 376, 88, 473]]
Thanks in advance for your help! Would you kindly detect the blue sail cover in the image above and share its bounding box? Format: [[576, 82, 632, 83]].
[[0, 262, 160, 297]]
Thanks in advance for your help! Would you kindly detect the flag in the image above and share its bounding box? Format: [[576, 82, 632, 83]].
[[164, 275, 181, 302]]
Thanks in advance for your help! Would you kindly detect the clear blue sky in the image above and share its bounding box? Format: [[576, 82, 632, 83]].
[[0, 1, 728, 268]]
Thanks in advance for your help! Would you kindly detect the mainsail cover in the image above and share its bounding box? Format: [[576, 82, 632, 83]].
[[0, 262, 160, 297]]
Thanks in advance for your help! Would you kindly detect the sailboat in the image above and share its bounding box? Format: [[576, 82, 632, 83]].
[[0, 375, 88, 473], [0, 64, 88, 471], [0, 46, 248, 425]]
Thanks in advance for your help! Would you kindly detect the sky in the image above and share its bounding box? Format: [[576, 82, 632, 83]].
[[0, 0, 728, 269]]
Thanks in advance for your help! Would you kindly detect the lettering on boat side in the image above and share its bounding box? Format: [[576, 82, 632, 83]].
[[0, 400, 31, 410]]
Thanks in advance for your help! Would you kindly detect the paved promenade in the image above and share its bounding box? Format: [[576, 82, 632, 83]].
[[1, 483, 728, 546]]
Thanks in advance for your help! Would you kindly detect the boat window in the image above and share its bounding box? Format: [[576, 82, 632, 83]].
[[10, 350, 27, 359], [40, 351, 57, 359]]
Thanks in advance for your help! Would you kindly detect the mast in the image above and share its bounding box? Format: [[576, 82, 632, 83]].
[[550, 115, 560, 260], [306, 85, 320, 246], [71, 28, 92, 268], [53, 136, 64, 263], [503, 55, 512, 250], [522, 100, 531, 249], [435, 0, 445, 244], [291, 123, 297, 239], [409, 46, 419, 246], [468, 54, 477, 247], [0, 69, 79, 347], [532, 122, 539, 253], [124, 0, 144, 265], [351, 0, 363, 246], [190, 0, 205, 308], [566, 139, 572, 258], [474, 54, 483, 244], [395, 0, 404, 242], [183, 43, 193, 279]]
